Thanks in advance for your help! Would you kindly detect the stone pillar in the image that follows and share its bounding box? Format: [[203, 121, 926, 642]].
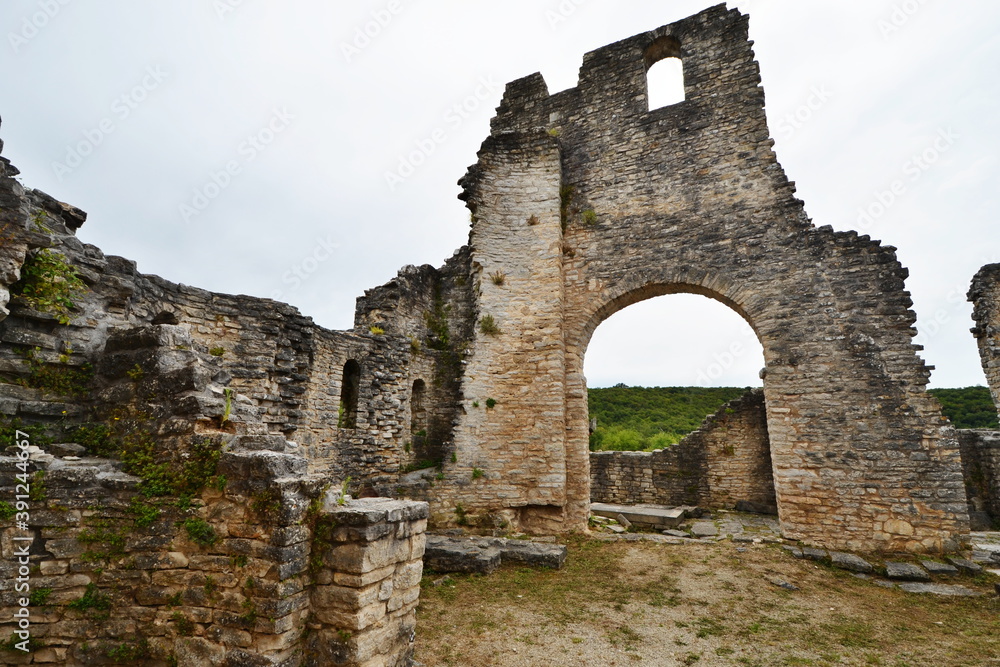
[[455, 129, 573, 532], [305, 498, 428, 667]]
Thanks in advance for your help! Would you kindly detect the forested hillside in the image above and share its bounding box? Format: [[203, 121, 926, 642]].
[[588, 385, 999, 452], [928, 387, 999, 429], [587, 385, 751, 451]]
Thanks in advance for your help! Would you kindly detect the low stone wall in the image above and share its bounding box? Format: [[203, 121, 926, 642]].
[[590, 390, 775, 511], [0, 443, 426, 666], [956, 429, 1000, 529]]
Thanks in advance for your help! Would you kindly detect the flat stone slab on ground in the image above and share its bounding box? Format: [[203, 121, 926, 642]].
[[662, 529, 689, 538], [801, 547, 828, 561], [897, 582, 981, 597], [690, 521, 718, 537], [491, 538, 567, 569], [830, 551, 874, 574], [921, 560, 959, 576], [424, 535, 568, 573], [947, 557, 983, 575], [590, 502, 689, 529], [424, 536, 500, 575], [885, 562, 930, 581], [767, 576, 799, 591]]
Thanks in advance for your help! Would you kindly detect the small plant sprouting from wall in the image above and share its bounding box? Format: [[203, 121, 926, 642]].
[[582, 209, 598, 225], [182, 517, 217, 547], [479, 314, 501, 336], [489, 271, 506, 286], [67, 583, 112, 619], [548, 128, 561, 137], [126, 364, 144, 381], [455, 503, 469, 526], [472, 468, 484, 480], [485, 398, 497, 410], [209, 346, 225, 357], [337, 476, 352, 506], [369, 325, 386, 335], [10, 248, 87, 324]]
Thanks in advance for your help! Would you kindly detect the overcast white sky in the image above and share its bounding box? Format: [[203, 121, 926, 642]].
[[1, 1, 997, 389]]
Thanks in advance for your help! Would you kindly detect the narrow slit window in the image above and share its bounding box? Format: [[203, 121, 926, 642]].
[[647, 56, 685, 110], [411, 379, 427, 446], [339, 360, 361, 429]]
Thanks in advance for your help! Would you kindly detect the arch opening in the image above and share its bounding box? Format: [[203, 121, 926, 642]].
[[645, 35, 685, 110], [579, 290, 777, 515]]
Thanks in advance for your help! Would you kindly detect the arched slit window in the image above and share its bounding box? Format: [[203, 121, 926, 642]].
[[645, 35, 685, 110], [411, 379, 427, 447], [339, 360, 361, 429]]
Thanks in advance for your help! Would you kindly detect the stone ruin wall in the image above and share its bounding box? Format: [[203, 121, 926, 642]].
[[1, 4, 1000, 662], [965, 263, 1000, 529], [970, 264, 1000, 416], [590, 389, 775, 512], [1, 20, 999, 664], [446, 4, 969, 551], [0, 125, 438, 665], [0, 443, 426, 666], [0, 3, 982, 555], [0, 152, 429, 489], [955, 430, 1000, 530]]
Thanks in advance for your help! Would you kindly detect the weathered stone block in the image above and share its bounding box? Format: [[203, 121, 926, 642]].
[[423, 536, 500, 574]]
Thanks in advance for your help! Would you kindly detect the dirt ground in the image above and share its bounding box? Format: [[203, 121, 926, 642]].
[[414, 535, 1000, 667]]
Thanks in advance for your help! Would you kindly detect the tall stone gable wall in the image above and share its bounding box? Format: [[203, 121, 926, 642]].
[[446, 4, 968, 551]]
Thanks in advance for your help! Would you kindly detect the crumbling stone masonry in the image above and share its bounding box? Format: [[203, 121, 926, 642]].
[[970, 264, 1000, 417], [388, 3, 969, 551], [0, 22, 979, 653], [590, 389, 775, 512], [967, 263, 1000, 529], [955, 430, 1000, 530]]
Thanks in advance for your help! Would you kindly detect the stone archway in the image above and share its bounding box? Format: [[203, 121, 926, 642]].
[[447, 5, 969, 552]]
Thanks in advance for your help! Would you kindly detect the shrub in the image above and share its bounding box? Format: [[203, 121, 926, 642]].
[[182, 518, 217, 547], [479, 315, 501, 336], [10, 248, 87, 324]]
